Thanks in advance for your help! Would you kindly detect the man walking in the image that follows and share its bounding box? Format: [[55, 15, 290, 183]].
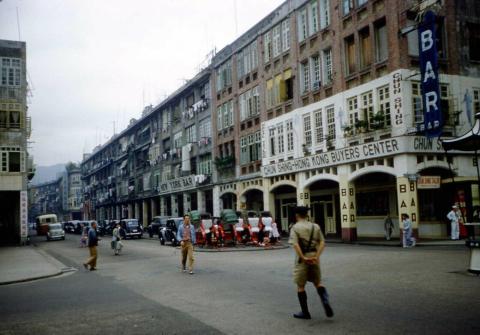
[[384, 214, 394, 241], [447, 205, 460, 240], [177, 214, 196, 274], [83, 221, 99, 271], [289, 206, 333, 320]]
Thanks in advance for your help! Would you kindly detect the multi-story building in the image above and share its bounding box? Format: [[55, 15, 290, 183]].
[[0, 39, 32, 245], [60, 163, 82, 220], [256, 0, 480, 241], [28, 178, 63, 222], [82, 68, 213, 226]]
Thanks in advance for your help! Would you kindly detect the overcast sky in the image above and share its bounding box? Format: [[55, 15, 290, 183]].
[[0, 0, 282, 166]]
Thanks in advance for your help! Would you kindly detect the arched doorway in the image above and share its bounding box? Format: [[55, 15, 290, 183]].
[[242, 189, 263, 212], [271, 184, 297, 233], [307, 179, 340, 238], [353, 172, 397, 238], [220, 192, 237, 210]]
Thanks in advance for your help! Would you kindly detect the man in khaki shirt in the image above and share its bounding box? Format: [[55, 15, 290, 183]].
[[289, 206, 333, 319]]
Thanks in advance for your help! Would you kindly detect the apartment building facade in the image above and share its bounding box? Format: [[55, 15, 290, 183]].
[[82, 69, 213, 226], [258, 0, 480, 241], [0, 39, 32, 245]]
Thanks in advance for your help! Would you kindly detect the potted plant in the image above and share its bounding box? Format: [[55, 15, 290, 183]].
[[371, 112, 385, 130], [354, 119, 369, 133]]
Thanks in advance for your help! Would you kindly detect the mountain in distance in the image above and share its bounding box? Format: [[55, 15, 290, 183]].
[[30, 163, 66, 185]]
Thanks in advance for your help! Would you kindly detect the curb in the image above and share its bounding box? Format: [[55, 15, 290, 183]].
[[326, 240, 465, 247], [0, 270, 64, 286], [194, 245, 289, 253]]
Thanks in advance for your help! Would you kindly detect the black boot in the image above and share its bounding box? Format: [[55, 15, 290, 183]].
[[293, 291, 311, 319], [317, 286, 334, 317]]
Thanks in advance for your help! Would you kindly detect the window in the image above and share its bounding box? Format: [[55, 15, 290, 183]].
[[217, 107, 223, 131], [239, 86, 260, 121], [266, 79, 274, 109], [357, 0, 367, 6], [216, 60, 232, 92], [374, 18, 388, 62], [267, 70, 293, 108], [343, 0, 353, 16], [311, 55, 321, 89], [361, 91, 374, 128], [304, 114, 312, 147], [277, 124, 285, 154], [326, 106, 335, 139], [186, 124, 196, 143], [473, 89, 480, 114], [412, 82, 423, 124], [269, 128, 276, 156], [173, 132, 182, 149], [0, 57, 21, 87], [0, 108, 21, 129], [240, 137, 248, 164], [251, 40, 258, 70], [347, 96, 359, 127], [298, 8, 308, 42], [300, 61, 310, 94], [286, 120, 294, 151], [0, 147, 23, 172], [197, 154, 212, 175], [406, 19, 419, 56], [359, 28, 372, 68], [222, 100, 234, 129], [272, 25, 282, 58], [282, 19, 291, 52], [322, 48, 333, 84], [314, 110, 324, 144], [319, 0, 330, 29], [377, 86, 391, 127], [345, 35, 356, 75], [469, 23, 480, 61], [357, 191, 389, 216], [199, 118, 212, 140], [309, 1, 319, 35], [264, 32, 272, 63], [440, 84, 452, 125]]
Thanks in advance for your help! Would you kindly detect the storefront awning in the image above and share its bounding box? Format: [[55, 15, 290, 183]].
[[442, 113, 480, 152]]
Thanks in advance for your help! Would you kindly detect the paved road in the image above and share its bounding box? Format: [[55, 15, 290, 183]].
[[1, 234, 479, 335]]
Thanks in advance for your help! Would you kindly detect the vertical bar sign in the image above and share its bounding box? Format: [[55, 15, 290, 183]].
[[20, 191, 28, 237], [418, 10, 442, 138]]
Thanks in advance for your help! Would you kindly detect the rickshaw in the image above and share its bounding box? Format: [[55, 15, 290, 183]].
[[220, 209, 239, 246], [189, 210, 213, 247]]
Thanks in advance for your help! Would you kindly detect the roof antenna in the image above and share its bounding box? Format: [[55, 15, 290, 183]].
[[16, 7, 22, 40]]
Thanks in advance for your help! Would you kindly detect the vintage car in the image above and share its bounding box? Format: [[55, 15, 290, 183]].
[[120, 219, 143, 239], [159, 217, 183, 246], [147, 216, 169, 237], [46, 223, 65, 241]]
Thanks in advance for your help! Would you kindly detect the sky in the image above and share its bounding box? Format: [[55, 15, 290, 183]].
[[0, 0, 283, 166]]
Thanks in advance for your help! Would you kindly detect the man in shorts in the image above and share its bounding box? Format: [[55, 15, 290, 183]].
[[289, 206, 333, 319]]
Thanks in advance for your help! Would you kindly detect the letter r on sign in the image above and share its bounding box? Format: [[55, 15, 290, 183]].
[[425, 92, 438, 113]]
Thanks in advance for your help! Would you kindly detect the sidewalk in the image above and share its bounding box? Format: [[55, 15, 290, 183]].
[[326, 237, 466, 247], [0, 246, 66, 285]]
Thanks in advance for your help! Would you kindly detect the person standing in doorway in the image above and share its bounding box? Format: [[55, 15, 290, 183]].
[[384, 214, 394, 241], [177, 214, 196, 274], [83, 222, 99, 271], [402, 213, 415, 248], [289, 206, 333, 320], [447, 205, 460, 240]]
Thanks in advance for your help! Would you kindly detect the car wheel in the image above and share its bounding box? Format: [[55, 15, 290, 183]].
[[149, 233, 153, 238], [138, 235, 142, 239], [62, 237, 65, 240], [160, 238, 165, 245]]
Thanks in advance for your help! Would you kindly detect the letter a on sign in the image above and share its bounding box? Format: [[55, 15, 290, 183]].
[[419, 10, 442, 138]]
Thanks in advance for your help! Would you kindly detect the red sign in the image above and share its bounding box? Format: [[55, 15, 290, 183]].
[[417, 176, 441, 189]]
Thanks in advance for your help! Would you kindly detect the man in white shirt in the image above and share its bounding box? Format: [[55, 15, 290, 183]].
[[447, 205, 460, 240]]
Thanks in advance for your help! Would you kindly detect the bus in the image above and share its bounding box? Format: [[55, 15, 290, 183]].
[[36, 214, 58, 236]]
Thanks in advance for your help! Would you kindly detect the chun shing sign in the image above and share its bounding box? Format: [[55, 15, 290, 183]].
[[262, 136, 453, 177], [418, 10, 442, 137]]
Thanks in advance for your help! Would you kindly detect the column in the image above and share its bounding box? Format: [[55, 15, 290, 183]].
[[396, 176, 419, 239], [116, 205, 121, 220], [150, 198, 157, 218], [142, 200, 148, 228], [213, 186, 221, 217], [339, 174, 357, 242], [159, 197, 166, 216], [171, 195, 178, 217], [183, 193, 191, 213], [296, 173, 311, 207], [128, 203, 133, 219], [135, 202, 140, 220], [197, 190, 206, 213], [263, 179, 275, 214]]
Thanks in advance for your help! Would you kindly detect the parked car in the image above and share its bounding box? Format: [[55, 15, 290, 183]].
[[104, 219, 119, 235], [120, 219, 143, 239], [160, 217, 183, 246], [46, 223, 65, 241], [147, 216, 169, 237]]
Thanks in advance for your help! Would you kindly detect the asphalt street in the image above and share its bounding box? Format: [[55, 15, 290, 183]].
[[1, 233, 479, 335]]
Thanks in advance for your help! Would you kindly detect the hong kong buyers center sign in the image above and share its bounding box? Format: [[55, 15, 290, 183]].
[[262, 136, 445, 177]]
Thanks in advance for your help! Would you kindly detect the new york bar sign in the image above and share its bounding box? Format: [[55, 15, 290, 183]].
[[418, 10, 442, 138]]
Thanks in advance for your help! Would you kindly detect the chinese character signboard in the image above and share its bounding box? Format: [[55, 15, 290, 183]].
[[20, 191, 28, 238], [418, 10, 442, 137], [417, 176, 441, 189]]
